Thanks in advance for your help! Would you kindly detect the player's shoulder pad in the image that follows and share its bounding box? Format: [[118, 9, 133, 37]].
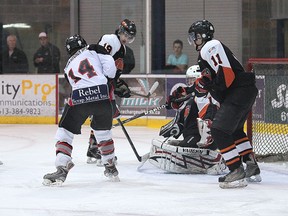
[[98, 34, 121, 56], [201, 39, 221, 54], [88, 44, 109, 55]]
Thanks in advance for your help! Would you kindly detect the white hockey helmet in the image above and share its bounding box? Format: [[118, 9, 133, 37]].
[[186, 65, 201, 86]]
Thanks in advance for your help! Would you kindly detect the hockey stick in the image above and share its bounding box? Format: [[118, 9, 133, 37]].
[[130, 81, 159, 98], [117, 119, 149, 162], [173, 92, 196, 103], [113, 104, 166, 127], [113, 92, 194, 127]]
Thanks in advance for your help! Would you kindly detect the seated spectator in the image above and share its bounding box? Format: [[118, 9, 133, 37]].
[[166, 39, 188, 73], [2, 34, 29, 73], [33, 32, 60, 73], [122, 45, 135, 74]]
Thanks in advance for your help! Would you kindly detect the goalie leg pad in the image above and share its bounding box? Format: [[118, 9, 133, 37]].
[[149, 139, 225, 174], [197, 118, 213, 148]]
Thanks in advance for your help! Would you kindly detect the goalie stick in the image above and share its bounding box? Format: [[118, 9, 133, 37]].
[[113, 91, 196, 127], [113, 104, 166, 127], [130, 81, 159, 98], [117, 119, 149, 162], [173, 92, 196, 103]]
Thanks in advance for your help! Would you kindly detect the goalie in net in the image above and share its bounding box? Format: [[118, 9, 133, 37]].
[[149, 65, 226, 175]]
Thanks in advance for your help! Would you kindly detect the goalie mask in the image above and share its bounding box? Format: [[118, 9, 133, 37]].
[[188, 20, 214, 51], [186, 65, 201, 87], [65, 34, 87, 56], [118, 19, 137, 44]]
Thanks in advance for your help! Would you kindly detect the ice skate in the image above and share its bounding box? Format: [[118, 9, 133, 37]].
[[42, 161, 74, 186], [86, 144, 102, 166], [86, 144, 118, 166], [104, 158, 120, 182], [206, 159, 227, 175], [218, 164, 248, 189], [245, 154, 262, 182]]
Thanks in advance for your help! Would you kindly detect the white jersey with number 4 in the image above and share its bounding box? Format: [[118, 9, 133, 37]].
[[64, 48, 116, 91]]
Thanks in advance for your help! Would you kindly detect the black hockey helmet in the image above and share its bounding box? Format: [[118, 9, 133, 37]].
[[118, 19, 136, 43], [65, 34, 87, 55], [188, 20, 214, 46]]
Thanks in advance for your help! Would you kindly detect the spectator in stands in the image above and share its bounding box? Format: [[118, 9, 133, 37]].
[[1, 34, 29, 73], [122, 45, 135, 74], [33, 32, 60, 73], [166, 39, 188, 73]]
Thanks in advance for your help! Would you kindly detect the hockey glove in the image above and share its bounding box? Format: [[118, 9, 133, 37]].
[[165, 87, 186, 110], [201, 68, 213, 83], [160, 121, 182, 138], [195, 68, 213, 93], [115, 58, 124, 71], [114, 79, 131, 98]]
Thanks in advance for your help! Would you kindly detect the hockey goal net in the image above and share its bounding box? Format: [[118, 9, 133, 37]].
[[246, 58, 288, 162]]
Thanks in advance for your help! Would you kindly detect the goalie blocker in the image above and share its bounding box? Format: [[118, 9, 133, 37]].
[[149, 139, 226, 175]]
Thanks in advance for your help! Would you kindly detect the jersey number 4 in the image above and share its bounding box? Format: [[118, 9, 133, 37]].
[[68, 58, 97, 83]]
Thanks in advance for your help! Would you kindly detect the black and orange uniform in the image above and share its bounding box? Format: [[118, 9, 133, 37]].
[[197, 39, 258, 171]]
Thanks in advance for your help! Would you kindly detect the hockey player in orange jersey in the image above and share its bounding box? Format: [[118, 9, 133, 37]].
[[188, 20, 261, 188]]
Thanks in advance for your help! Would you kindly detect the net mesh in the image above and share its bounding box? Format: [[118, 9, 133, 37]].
[[249, 59, 288, 162]]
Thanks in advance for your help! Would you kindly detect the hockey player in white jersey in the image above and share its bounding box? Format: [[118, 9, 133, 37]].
[[43, 34, 119, 185], [86, 19, 137, 164]]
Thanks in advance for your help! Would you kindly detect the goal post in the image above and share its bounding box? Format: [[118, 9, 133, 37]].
[[246, 58, 288, 162]]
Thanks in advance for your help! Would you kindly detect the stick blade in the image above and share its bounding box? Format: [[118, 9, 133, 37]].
[[137, 153, 150, 171], [148, 81, 159, 95]]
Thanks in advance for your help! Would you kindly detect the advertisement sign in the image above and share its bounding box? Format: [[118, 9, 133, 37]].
[[0, 75, 56, 117], [253, 75, 265, 121], [58, 76, 71, 114], [266, 75, 288, 124], [118, 77, 166, 117]]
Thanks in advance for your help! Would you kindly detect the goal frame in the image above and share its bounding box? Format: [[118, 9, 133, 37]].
[[246, 57, 288, 144]]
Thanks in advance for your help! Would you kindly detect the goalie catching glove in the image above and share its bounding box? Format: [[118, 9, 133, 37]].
[[159, 122, 183, 139], [114, 79, 131, 98], [159, 110, 183, 138]]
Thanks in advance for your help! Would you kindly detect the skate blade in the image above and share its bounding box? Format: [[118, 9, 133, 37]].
[[206, 165, 225, 175], [87, 157, 103, 166], [219, 178, 248, 189], [106, 175, 120, 182], [42, 179, 64, 186], [246, 174, 262, 183]]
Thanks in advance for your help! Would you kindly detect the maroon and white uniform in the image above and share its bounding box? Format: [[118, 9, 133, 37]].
[[96, 33, 126, 116], [55, 47, 117, 167]]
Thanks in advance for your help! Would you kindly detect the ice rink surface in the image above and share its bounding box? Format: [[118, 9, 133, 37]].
[[0, 124, 288, 216]]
